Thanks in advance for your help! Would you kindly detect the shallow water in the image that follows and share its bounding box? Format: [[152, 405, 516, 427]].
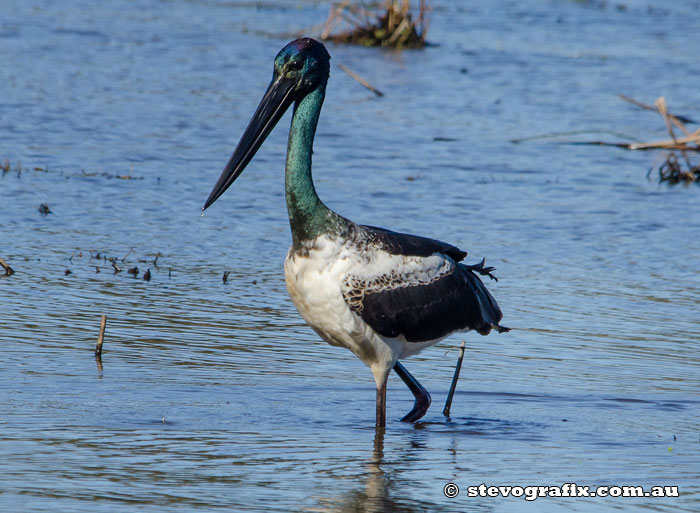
[[1, 0, 699, 511]]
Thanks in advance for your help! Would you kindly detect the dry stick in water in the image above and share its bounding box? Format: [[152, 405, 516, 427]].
[[0, 257, 15, 276], [95, 315, 107, 357], [626, 131, 700, 150], [338, 64, 384, 97], [443, 341, 466, 418], [656, 97, 694, 169]]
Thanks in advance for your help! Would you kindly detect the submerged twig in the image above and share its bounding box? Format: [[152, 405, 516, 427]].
[[511, 129, 639, 145]]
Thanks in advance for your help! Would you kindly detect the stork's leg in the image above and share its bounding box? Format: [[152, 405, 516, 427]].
[[393, 361, 431, 422], [376, 374, 388, 429]]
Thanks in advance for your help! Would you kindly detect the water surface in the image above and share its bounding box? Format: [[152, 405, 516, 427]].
[[1, 1, 699, 511]]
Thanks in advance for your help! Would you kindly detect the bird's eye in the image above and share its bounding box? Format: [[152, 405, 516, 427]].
[[288, 60, 303, 71]]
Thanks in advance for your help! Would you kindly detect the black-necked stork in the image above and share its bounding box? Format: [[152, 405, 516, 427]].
[[203, 38, 508, 428]]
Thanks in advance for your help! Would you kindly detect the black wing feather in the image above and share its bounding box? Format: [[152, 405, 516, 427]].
[[354, 263, 506, 343]]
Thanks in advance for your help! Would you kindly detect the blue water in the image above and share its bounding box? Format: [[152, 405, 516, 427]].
[[1, 1, 698, 511]]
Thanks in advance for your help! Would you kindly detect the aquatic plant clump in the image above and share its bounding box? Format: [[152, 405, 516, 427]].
[[321, 1, 429, 49], [656, 153, 700, 184]]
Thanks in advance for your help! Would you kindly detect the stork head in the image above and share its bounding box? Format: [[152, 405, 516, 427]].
[[202, 38, 331, 211]]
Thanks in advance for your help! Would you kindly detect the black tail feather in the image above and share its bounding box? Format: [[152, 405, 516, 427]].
[[460, 261, 508, 335]]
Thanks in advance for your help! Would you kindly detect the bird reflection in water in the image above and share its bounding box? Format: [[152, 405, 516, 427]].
[[312, 429, 428, 513]]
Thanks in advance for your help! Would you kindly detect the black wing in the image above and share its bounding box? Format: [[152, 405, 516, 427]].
[[342, 223, 506, 342], [347, 261, 507, 343]]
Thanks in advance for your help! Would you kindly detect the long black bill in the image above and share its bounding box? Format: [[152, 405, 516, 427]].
[[202, 76, 297, 211]]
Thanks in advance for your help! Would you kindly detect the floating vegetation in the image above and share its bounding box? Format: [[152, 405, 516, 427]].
[[321, 0, 429, 49], [80, 170, 143, 180], [1, 158, 24, 177], [1, 158, 145, 180], [2, 248, 166, 279], [68, 249, 164, 278]]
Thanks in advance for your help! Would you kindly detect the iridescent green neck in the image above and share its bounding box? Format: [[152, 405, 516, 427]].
[[285, 85, 342, 249]]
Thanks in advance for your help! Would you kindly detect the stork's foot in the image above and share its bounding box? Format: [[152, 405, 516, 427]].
[[400, 393, 432, 423], [393, 361, 432, 423]]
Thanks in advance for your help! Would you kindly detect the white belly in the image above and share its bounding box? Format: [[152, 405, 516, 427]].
[[284, 236, 398, 384]]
